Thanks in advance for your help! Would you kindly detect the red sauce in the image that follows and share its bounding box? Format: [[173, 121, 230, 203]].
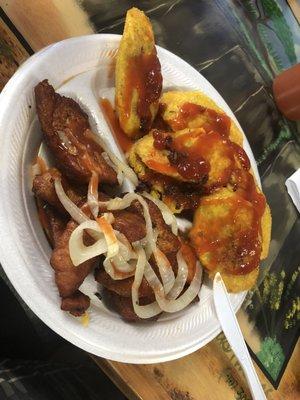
[[231, 169, 266, 219], [204, 108, 231, 137], [152, 129, 209, 182], [123, 51, 162, 132], [149, 101, 266, 275], [151, 124, 266, 275], [141, 167, 203, 211], [193, 196, 262, 275], [171, 102, 231, 137], [146, 159, 177, 175], [169, 151, 209, 181], [152, 129, 172, 150], [229, 142, 250, 170], [100, 98, 133, 153]]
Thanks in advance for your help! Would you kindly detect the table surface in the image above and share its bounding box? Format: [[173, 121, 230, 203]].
[[0, 1, 299, 399]]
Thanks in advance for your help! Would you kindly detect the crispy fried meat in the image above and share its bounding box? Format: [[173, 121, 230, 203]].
[[43, 204, 68, 247], [33, 168, 86, 214], [130, 198, 181, 259], [50, 220, 96, 298], [95, 268, 154, 298], [61, 291, 90, 317], [112, 210, 146, 242], [95, 198, 180, 299], [103, 288, 157, 322], [35, 80, 117, 185]]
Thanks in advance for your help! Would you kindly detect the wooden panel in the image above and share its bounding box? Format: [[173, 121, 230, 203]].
[[94, 336, 300, 400], [0, 17, 29, 90], [92, 356, 171, 400], [0, 0, 94, 51], [287, 0, 300, 23]]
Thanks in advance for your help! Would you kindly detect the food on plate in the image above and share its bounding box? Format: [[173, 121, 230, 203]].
[[33, 168, 85, 214], [115, 7, 162, 138], [128, 89, 271, 291], [35, 80, 118, 185], [159, 91, 243, 146], [31, 6, 271, 326], [190, 188, 271, 292], [33, 80, 202, 321], [128, 90, 250, 213]]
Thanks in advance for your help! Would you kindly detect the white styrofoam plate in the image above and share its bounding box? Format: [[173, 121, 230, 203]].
[[0, 34, 256, 363]]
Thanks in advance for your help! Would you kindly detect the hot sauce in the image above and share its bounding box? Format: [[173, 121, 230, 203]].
[[151, 102, 266, 275], [152, 129, 210, 182], [193, 195, 262, 275], [171, 102, 231, 136], [100, 98, 133, 153], [123, 51, 162, 132]]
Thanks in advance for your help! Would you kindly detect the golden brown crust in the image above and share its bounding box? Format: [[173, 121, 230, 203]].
[[209, 268, 259, 293], [160, 91, 243, 146], [35, 80, 117, 184], [115, 8, 161, 137], [129, 90, 272, 292], [260, 203, 272, 260]]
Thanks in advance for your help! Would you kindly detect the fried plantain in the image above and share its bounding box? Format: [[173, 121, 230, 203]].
[[189, 188, 271, 292], [115, 7, 162, 137], [130, 128, 237, 187], [160, 91, 243, 146]]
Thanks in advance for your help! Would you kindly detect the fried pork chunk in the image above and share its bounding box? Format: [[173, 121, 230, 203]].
[[61, 291, 90, 317], [33, 168, 86, 214], [50, 219, 96, 316], [95, 198, 195, 322], [34, 80, 117, 185], [50, 220, 96, 299], [39, 205, 94, 317]]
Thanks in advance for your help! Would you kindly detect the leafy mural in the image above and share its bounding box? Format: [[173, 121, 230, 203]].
[[235, 0, 297, 76], [261, 0, 297, 65], [257, 23, 284, 74]]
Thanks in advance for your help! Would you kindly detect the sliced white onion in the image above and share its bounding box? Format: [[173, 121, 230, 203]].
[[107, 151, 139, 186], [132, 247, 161, 319], [101, 193, 155, 257], [153, 248, 175, 294], [32, 157, 48, 178], [102, 151, 123, 185], [103, 258, 135, 280], [87, 171, 99, 218], [167, 250, 189, 300], [54, 178, 89, 224], [104, 193, 136, 210], [142, 192, 178, 235], [97, 214, 119, 258], [32, 162, 41, 177], [144, 261, 202, 313], [86, 129, 138, 186], [116, 232, 137, 261], [111, 254, 136, 273], [134, 194, 156, 257], [69, 220, 107, 266]]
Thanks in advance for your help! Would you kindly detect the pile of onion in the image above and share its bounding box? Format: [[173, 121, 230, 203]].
[[54, 174, 202, 319]]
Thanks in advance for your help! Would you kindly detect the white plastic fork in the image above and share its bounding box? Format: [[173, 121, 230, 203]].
[[213, 272, 267, 400]]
